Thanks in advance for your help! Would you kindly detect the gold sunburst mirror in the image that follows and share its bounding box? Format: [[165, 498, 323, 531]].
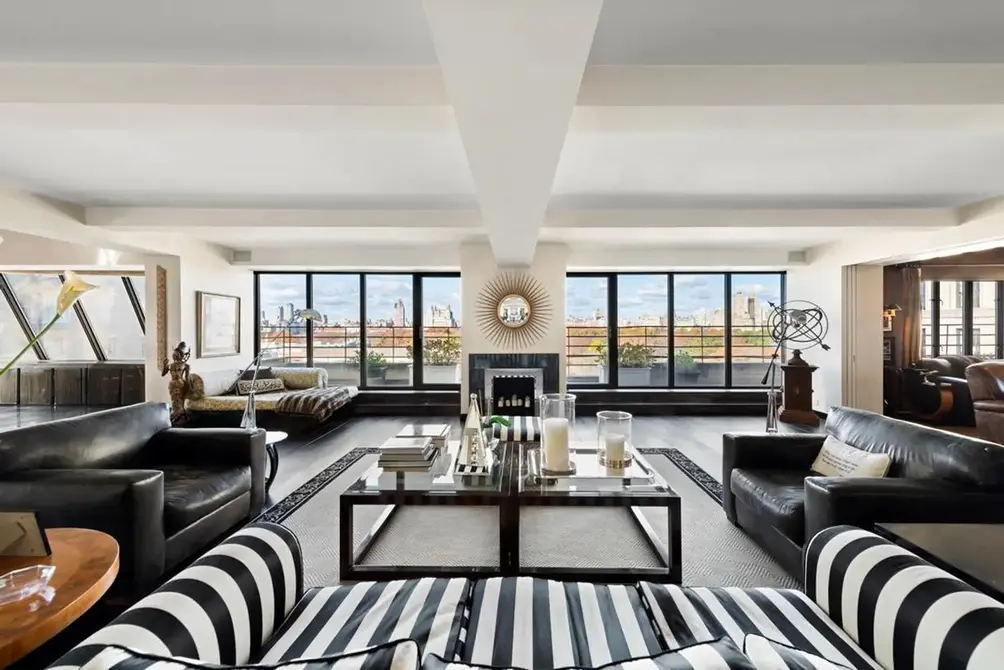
[[477, 273, 553, 349]]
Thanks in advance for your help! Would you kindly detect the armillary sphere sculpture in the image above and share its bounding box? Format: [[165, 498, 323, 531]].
[[761, 300, 830, 432]]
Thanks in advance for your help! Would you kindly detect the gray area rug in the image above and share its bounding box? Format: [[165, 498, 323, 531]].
[[262, 447, 797, 590]]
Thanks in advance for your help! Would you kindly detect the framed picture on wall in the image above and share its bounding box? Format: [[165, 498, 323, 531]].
[[196, 291, 241, 358], [882, 314, 893, 332], [883, 335, 895, 364]]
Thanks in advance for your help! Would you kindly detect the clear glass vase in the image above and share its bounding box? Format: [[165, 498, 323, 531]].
[[540, 393, 576, 473], [597, 410, 632, 466]]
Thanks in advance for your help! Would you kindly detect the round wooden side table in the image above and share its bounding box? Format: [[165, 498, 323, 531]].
[[0, 528, 119, 667], [265, 430, 288, 493]]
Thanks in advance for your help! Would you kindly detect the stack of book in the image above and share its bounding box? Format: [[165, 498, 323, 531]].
[[378, 436, 438, 471], [395, 424, 451, 451]]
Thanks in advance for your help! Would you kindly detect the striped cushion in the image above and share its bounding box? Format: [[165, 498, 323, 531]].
[[744, 635, 851, 670], [491, 416, 541, 442], [76, 640, 420, 669], [461, 577, 664, 669], [425, 637, 754, 669], [805, 525, 1004, 670], [256, 578, 470, 664], [638, 584, 879, 670], [51, 523, 303, 670]]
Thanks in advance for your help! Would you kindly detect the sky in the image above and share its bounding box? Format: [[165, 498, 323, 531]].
[[259, 274, 461, 324], [566, 274, 783, 320], [259, 272, 783, 325]]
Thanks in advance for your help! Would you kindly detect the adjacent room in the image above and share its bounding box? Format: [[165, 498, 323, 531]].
[[0, 1, 1003, 669]]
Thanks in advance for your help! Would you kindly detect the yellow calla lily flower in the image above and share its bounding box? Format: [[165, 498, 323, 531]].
[[56, 271, 99, 315]]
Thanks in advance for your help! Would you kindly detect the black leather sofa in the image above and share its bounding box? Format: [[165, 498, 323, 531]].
[[0, 402, 266, 592], [723, 406, 1004, 577], [912, 354, 985, 425]]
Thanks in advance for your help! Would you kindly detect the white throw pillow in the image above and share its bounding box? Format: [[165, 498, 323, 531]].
[[810, 435, 891, 478]]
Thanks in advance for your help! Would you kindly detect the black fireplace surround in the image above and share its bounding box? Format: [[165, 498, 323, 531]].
[[468, 353, 559, 414]]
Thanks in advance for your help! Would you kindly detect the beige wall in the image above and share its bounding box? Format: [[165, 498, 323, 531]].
[[460, 242, 569, 407], [0, 230, 145, 269], [144, 245, 253, 402]]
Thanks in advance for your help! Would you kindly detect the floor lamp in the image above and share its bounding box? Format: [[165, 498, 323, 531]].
[[241, 308, 321, 430]]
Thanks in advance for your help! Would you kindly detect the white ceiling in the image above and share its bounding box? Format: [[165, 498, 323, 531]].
[[0, 0, 439, 65], [0, 1, 1003, 264], [3, 0, 1004, 66], [589, 0, 1004, 64]]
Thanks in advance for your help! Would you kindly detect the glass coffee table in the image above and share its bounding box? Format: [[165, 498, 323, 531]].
[[512, 445, 682, 583], [339, 441, 681, 583], [339, 441, 512, 581]]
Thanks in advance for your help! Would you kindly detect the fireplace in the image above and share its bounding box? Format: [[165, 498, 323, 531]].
[[468, 353, 559, 416], [490, 375, 537, 416]]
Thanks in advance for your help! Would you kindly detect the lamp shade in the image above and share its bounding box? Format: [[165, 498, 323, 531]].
[[296, 308, 322, 321]]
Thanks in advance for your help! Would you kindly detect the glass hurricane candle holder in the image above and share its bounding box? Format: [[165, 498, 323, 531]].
[[540, 393, 576, 474], [597, 410, 633, 467]]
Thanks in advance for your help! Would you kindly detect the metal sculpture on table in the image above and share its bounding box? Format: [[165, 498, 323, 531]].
[[761, 301, 830, 432], [161, 341, 191, 423]]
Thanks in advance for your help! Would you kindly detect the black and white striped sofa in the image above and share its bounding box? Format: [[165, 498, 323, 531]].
[[48, 523, 1004, 669]]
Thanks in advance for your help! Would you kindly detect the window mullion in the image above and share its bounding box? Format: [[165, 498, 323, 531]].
[[122, 277, 146, 334], [0, 273, 48, 360], [60, 273, 106, 361]]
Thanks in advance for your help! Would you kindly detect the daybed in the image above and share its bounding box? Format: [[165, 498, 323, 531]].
[[49, 522, 1004, 669], [186, 366, 358, 426]]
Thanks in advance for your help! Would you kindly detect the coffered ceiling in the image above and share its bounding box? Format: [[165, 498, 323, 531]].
[[1, 0, 1003, 267]]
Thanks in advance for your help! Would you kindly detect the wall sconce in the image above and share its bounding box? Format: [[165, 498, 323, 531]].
[[882, 304, 900, 332]]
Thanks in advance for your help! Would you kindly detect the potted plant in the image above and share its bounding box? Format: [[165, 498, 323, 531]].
[[482, 415, 510, 447], [674, 350, 700, 382], [617, 342, 653, 386], [350, 350, 389, 383], [421, 335, 460, 384]]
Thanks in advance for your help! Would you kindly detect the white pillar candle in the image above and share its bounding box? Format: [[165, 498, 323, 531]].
[[604, 434, 626, 462], [542, 416, 570, 471]]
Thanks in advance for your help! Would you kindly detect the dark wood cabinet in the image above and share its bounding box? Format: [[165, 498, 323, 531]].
[[0, 364, 145, 406]]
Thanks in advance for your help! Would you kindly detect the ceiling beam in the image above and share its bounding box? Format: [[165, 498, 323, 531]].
[[88, 205, 954, 231], [4, 64, 1004, 107], [578, 65, 1004, 107], [423, 0, 603, 267]]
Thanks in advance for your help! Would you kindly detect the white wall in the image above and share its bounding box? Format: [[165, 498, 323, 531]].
[[143, 241, 253, 401], [786, 262, 843, 412], [786, 260, 884, 415], [460, 242, 569, 406]]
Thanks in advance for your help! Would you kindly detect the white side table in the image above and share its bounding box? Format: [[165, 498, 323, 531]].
[[264, 430, 288, 493]]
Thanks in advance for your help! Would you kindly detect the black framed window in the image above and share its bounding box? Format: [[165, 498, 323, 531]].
[[566, 271, 785, 389], [0, 272, 146, 362], [565, 275, 610, 386], [253, 271, 461, 389], [922, 279, 1003, 359], [311, 274, 361, 385]]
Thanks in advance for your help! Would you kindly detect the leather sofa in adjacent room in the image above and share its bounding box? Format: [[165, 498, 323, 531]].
[[912, 354, 985, 425], [723, 406, 1004, 577], [0, 401, 265, 592], [966, 360, 1004, 443]]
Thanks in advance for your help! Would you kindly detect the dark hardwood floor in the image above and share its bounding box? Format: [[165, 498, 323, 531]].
[[0, 406, 820, 503]]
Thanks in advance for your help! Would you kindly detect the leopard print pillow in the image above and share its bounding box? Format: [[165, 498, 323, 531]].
[[236, 378, 285, 395]]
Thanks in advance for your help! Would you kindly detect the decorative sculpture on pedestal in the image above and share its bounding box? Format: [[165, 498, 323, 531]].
[[161, 341, 191, 423], [761, 300, 830, 432]]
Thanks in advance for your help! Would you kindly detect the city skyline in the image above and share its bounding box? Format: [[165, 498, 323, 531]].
[[258, 273, 782, 326]]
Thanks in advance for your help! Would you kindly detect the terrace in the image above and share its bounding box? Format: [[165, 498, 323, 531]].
[[259, 323, 775, 389]]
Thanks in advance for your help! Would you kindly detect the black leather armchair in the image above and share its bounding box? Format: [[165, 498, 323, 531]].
[[912, 355, 985, 425], [724, 406, 1004, 577], [0, 402, 266, 592]]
